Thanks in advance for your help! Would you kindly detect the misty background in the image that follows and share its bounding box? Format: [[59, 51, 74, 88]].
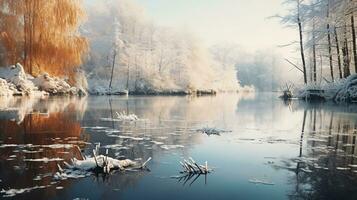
[[84, 0, 300, 92]]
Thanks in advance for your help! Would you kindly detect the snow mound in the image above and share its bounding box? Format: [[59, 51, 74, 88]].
[[294, 74, 357, 103], [0, 63, 38, 94], [71, 156, 136, 171], [33, 73, 86, 96], [334, 74, 357, 103], [0, 63, 87, 96], [0, 78, 16, 96]]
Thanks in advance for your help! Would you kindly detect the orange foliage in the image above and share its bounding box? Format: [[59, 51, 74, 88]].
[[0, 0, 88, 80]]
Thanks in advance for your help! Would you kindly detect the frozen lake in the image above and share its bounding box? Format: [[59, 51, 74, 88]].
[[1, 93, 357, 199]]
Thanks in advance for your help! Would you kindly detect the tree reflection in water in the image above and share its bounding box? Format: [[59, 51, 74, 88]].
[[278, 102, 357, 199], [0, 96, 89, 199]]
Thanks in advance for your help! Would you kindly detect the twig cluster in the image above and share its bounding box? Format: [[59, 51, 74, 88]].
[[179, 157, 212, 174]]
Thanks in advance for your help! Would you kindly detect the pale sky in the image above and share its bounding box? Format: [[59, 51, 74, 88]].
[[136, 0, 297, 54]]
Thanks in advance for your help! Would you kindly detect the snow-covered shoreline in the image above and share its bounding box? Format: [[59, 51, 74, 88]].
[[293, 74, 357, 103], [0, 63, 254, 98], [0, 63, 87, 97]]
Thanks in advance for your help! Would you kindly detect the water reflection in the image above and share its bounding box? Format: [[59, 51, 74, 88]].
[[0, 96, 89, 199], [281, 102, 357, 199], [1, 94, 357, 199]]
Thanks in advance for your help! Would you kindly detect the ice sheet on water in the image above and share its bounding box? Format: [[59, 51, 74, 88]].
[[103, 144, 130, 150], [100, 118, 122, 122], [24, 157, 64, 163], [82, 126, 108, 130], [107, 135, 144, 141], [160, 145, 184, 150], [248, 178, 275, 185], [152, 141, 164, 145], [0, 143, 74, 149], [1, 185, 50, 198], [336, 167, 350, 171]]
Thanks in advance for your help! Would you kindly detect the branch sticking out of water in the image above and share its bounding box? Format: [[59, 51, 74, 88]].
[[54, 144, 152, 180], [180, 157, 212, 174]]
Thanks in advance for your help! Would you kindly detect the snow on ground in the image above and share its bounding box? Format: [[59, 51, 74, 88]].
[[294, 74, 357, 103], [0, 78, 16, 96], [0, 63, 38, 95], [0, 63, 86, 97], [87, 78, 128, 95]]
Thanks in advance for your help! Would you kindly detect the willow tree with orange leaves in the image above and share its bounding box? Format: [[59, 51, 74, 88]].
[[0, 0, 87, 80]]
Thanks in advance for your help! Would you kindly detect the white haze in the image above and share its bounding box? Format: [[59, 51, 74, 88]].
[[83, 0, 243, 93]]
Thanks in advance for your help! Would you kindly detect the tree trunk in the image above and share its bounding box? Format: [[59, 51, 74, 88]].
[[328, 28, 334, 81], [109, 50, 117, 91], [343, 24, 351, 77], [327, 2, 334, 81], [334, 27, 343, 79], [313, 22, 317, 82], [351, 15, 357, 73], [126, 61, 130, 91], [297, 1, 307, 84]]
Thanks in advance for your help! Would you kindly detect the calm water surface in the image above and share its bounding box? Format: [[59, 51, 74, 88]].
[[1, 93, 357, 199]]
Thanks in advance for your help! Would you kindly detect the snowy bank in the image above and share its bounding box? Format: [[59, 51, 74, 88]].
[[0, 63, 86, 97], [86, 76, 254, 96], [294, 74, 357, 103], [0, 63, 38, 95]]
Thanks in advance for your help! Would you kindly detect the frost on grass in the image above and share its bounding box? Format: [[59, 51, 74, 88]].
[[115, 111, 139, 121], [100, 112, 140, 122]]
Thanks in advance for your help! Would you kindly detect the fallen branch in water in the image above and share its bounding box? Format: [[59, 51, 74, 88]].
[[54, 143, 151, 180]]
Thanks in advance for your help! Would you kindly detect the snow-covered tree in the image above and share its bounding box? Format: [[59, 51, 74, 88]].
[[279, 0, 357, 84], [84, 0, 240, 94]]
